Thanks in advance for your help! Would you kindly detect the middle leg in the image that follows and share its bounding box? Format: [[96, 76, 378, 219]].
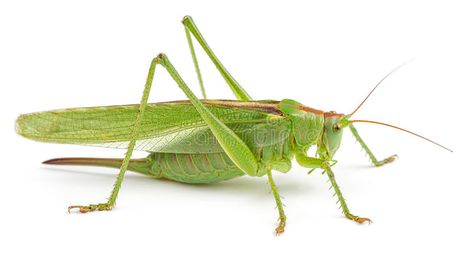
[[267, 170, 287, 235]]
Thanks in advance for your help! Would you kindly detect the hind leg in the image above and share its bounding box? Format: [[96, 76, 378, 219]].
[[182, 16, 252, 101], [68, 53, 259, 213]]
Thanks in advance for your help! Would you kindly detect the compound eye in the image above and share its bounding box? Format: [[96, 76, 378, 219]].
[[333, 123, 342, 131]]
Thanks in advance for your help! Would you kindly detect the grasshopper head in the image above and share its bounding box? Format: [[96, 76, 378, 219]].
[[322, 112, 349, 158]]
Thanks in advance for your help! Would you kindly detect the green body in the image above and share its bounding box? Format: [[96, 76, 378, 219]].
[[15, 16, 404, 230], [16, 99, 325, 183]]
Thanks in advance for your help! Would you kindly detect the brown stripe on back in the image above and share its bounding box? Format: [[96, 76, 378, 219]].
[[298, 105, 324, 115], [163, 99, 283, 115]]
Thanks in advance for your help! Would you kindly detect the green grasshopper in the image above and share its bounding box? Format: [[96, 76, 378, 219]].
[[15, 16, 451, 234]]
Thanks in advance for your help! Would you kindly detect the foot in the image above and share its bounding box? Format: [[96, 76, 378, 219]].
[[275, 225, 285, 235], [68, 203, 112, 213], [374, 154, 398, 167], [275, 218, 286, 235], [346, 213, 372, 224]]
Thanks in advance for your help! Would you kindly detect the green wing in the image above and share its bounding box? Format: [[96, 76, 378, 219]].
[[16, 100, 290, 154]]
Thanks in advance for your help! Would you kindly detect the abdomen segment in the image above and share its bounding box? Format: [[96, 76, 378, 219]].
[[149, 152, 245, 183]]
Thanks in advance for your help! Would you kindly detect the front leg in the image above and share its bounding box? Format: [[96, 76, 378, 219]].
[[349, 124, 397, 167], [322, 163, 372, 224], [296, 153, 371, 224]]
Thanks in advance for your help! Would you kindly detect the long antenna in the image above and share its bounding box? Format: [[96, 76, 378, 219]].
[[350, 61, 411, 117], [350, 119, 453, 152]]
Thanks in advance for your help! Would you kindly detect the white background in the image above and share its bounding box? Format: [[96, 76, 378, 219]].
[[1, 1, 471, 257]]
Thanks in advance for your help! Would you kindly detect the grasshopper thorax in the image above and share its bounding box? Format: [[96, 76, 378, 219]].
[[278, 99, 348, 158]]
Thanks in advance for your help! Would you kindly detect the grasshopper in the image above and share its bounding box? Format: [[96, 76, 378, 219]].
[[15, 16, 451, 234]]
